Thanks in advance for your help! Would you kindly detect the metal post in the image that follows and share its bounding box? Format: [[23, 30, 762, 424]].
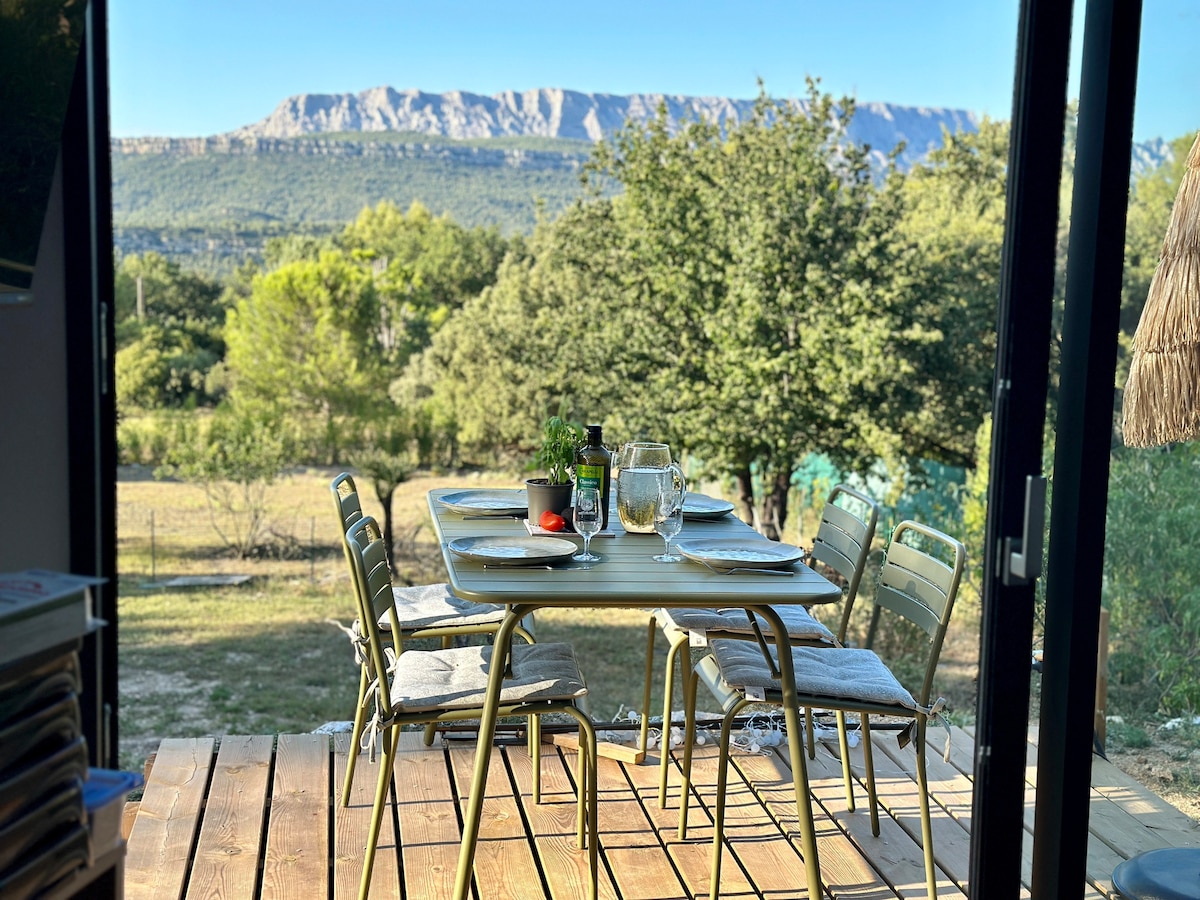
[[970, 0, 1073, 895], [1035, 1, 1142, 895]]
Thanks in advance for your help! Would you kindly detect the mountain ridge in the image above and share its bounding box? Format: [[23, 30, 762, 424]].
[[225, 86, 981, 171]]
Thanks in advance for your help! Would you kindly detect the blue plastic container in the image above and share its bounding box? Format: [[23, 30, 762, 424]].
[[82, 768, 143, 862]]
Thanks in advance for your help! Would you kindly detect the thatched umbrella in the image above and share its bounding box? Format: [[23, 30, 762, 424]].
[[1123, 131, 1200, 447]]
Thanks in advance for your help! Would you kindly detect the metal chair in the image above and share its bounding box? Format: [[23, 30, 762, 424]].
[[345, 515, 598, 900], [680, 519, 966, 900], [331, 472, 535, 800], [637, 484, 880, 806]]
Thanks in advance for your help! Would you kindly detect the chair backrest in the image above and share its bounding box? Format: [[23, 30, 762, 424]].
[[331, 472, 364, 536], [345, 515, 398, 717], [331, 473, 398, 634], [874, 520, 966, 706], [810, 484, 881, 643]]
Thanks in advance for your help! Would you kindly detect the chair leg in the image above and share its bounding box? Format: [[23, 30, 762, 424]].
[[343, 664, 370, 805], [563, 707, 600, 900], [358, 723, 401, 900], [836, 709, 855, 813], [805, 706, 816, 759], [575, 731, 586, 848], [658, 632, 689, 807], [677, 667, 700, 839], [915, 717, 937, 899], [639, 617, 657, 755], [531, 714, 542, 803], [862, 712, 880, 836], [707, 703, 742, 900]]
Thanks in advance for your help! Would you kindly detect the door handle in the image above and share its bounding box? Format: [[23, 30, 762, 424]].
[[1003, 474, 1047, 585]]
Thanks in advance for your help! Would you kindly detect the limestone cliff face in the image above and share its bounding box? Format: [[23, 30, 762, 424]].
[[223, 86, 979, 169]]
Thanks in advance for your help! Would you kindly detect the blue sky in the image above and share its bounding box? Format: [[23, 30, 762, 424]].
[[110, 1, 1198, 144]]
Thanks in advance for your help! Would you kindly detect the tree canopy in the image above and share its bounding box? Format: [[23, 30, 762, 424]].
[[404, 82, 993, 536]]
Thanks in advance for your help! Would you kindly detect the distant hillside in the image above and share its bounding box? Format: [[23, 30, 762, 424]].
[[111, 86, 1177, 278], [111, 133, 597, 276]]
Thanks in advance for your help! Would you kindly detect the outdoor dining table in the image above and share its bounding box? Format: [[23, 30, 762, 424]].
[[427, 487, 842, 900]]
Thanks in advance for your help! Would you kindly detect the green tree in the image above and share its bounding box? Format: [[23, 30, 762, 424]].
[[223, 251, 383, 464], [1104, 443, 1200, 715], [341, 201, 511, 366], [583, 84, 915, 536], [113, 253, 226, 409], [894, 119, 1007, 467], [156, 405, 291, 559]]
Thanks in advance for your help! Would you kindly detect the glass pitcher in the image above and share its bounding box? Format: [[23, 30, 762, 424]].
[[615, 442, 687, 533]]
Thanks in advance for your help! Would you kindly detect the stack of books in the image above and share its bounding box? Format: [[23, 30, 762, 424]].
[[0, 570, 103, 667]]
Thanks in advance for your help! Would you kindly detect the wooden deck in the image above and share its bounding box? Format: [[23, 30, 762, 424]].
[[123, 724, 1200, 900]]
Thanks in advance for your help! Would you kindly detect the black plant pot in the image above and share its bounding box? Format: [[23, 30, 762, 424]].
[[525, 479, 573, 523]]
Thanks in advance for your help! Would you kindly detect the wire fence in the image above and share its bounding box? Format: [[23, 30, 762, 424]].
[[117, 502, 340, 581]]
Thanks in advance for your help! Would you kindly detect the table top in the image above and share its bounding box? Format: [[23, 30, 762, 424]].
[[428, 487, 841, 608]]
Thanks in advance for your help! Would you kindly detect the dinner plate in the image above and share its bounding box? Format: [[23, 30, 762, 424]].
[[676, 538, 804, 570], [681, 494, 736, 521], [438, 490, 528, 516], [448, 536, 577, 566]]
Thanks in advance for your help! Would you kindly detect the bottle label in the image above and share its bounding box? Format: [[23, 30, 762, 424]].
[[577, 464, 605, 494]]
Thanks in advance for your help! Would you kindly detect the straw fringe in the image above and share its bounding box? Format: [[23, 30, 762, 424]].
[[1161, 166, 1200, 251], [1124, 131, 1200, 447], [1130, 252, 1200, 350], [1122, 346, 1200, 447]]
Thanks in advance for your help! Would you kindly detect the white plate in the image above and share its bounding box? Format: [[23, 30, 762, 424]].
[[448, 536, 577, 566], [676, 538, 804, 570], [681, 494, 736, 521], [438, 490, 528, 516]]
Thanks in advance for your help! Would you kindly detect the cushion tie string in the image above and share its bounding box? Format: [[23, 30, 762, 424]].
[[897, 697, 951, 762], [325, 618, 370, 666]]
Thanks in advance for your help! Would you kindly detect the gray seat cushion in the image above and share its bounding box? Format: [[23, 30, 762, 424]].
[[381, 582, 508, 630], [656, 607, 739, 632], [658, 605, 835, 643], [709, 640, 917, 711], [389, 642, 587, 713]]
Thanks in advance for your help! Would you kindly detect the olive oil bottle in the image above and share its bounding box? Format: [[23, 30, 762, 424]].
[[575, 424, 612, 528]]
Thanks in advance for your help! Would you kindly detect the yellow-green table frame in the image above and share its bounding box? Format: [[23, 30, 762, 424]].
[[428, 488, 841, 900]]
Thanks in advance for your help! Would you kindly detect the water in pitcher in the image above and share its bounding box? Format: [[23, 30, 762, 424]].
[[617, 467, 664, 532]]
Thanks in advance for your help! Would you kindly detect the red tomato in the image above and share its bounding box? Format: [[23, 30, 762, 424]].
[[539, 510, 567, 532]]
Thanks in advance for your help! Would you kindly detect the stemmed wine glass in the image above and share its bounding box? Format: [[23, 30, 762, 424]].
[[572, 486, 603, 565], [653, 479, 684, 562]]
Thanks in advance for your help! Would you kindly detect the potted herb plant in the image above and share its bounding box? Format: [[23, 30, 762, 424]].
[[525, 415, 583, 524]]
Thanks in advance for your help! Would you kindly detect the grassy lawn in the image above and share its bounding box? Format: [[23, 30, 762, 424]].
[[117, 467, 753, 771]]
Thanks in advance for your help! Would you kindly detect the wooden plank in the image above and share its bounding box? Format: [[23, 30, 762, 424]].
[[333, 731, 401, 900], [547, 731, 646, 764], [621, 743, 755, 899], [261, 734, 330, 900], [872, 730, 975, 832], [506, 744, 643, 897], [185, 734, 274, 900], [683, 742, 796, 898], [125, 737, 215, 900], [448, 739, 547, 900], [392, 730, 457, 893], [847, 735, 973, 895], [787, 739, 966, 899], [923, 725, 977, 781], [1087, 754, 1200, 848]]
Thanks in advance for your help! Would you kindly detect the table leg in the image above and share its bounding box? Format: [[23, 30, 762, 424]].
[[451, 605, 531, 900], [756, 605, 822, 899]]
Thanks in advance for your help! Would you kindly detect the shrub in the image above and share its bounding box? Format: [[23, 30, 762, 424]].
[[1104, 444, 1200, 716]]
